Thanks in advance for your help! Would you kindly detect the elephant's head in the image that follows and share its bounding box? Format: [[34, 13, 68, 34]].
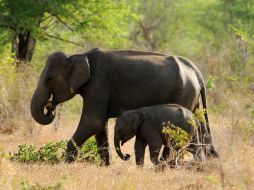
[[30, 52, 90, 125], [114, 111, 144, 161]]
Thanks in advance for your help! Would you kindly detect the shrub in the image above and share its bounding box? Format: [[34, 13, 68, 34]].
[[9, 137, 100, 164], [162, 122, 192, 149], [10, 144, 39, 163], [78, 137, 100, 163], [162, 108, 206, 159], [21, 180, 64, 190], [38, 141, 67, 164]]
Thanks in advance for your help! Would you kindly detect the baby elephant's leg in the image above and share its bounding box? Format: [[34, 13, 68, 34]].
[[160, 146, 170, 161], [135, 136, 147, 166], [188, 143, 202, 161], [149, 143, 163, 166]]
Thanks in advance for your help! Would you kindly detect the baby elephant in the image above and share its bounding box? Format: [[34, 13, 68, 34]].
[[114, 104, 218, 166]]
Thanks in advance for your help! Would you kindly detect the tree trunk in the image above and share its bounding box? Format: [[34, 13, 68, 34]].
[[12, 31, 36, 63]]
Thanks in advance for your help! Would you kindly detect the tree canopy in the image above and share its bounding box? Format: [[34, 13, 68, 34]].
[[0, 0, 253, 75], [0, 0, 134, 61]]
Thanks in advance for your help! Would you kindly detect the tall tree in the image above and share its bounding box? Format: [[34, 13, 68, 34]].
[[0, 0, 133, 62]]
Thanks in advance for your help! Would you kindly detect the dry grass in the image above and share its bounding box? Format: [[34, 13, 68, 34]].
[[0, 108, 254, 190]]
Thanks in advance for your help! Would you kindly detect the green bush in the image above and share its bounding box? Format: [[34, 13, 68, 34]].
[[162, 122, 192, 149], [9, 137, 100, 164], [162, 108, 207, 157], [78, 137, 100, 163], [21, 180, 63, 190], [206, 76, 215, 91], [10, 144, 39, 163], [38, 141, 67, 164]]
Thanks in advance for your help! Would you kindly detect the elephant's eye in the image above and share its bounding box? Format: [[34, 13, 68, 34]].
[[46, 76, 54, 84], [45, 77, 54, 87], [47, 76, 53, 81]]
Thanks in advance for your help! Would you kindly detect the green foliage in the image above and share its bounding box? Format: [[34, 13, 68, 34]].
[[10, 137, 100, 164], [0, 0, 136, 60], [186, 108, 206, 131], [204, 175, 220, 184], [38, 141, 67, 164], [10, 144, 39, 163], [131, 0, 254, 79], [0, 52, 16, 119], [162, 122, 192, 149], [0, 52, 15, 81], [21, 180, 64, 190], [227, 74, 239, 83], [194, 108, 207, 124], [78, 137, 100, 163], [230, 25, 254, 46], [0, 52, 38, 128], [162, 108, 206, 152], [206, 76, 215, 91]]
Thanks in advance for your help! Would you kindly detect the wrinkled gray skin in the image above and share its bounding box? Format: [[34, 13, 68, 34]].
[[114, 104, 219, 166], [30, 48, 213, 165]]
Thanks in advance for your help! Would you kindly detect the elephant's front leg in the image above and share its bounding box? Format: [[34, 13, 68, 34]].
[[135, 136, 147, 167], [66, 109, 108, 163], [66, 87, 109, 163], [95, 129, 110, 166], [66, 116, 108, 163], [66, 115, 99, 162]]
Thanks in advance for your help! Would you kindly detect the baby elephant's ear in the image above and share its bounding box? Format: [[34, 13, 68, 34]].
[[130, 112, 144, 133], [69, 54, 90, 93]]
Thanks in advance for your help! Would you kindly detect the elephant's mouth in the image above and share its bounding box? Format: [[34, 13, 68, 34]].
[[121, 138, 127, 146], [44, 100, 56, 119]]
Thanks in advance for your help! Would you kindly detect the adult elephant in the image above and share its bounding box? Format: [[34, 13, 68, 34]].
[[30, 48, 215, 165]]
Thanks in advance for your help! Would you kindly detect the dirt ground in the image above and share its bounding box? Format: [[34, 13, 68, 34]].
[[0, 113, 254, 190]]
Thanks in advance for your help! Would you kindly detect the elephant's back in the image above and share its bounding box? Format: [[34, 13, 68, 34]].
[[140, 104, 195, 132], [105, 49, 167, 57]]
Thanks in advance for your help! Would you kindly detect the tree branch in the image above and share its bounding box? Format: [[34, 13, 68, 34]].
[[44, 32, 83, 47], [40, 14, 53, 23], [0, 24, 16, 31], [50, 13, 74, 31]]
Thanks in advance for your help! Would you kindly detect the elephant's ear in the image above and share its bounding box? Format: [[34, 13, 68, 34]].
[[69, 54, 90, 93], [129, 112, 144, 133]]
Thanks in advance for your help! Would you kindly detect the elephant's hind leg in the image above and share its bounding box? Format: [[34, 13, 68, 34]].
[[149, 143, 163, 166], [160, 146, 170, 161], [188, 143, 202, 162]]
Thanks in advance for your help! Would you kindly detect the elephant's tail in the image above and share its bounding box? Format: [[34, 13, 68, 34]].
[[200, 83, 219, 158], [177, 56, 219, 158], [200, 85, 210, 135]]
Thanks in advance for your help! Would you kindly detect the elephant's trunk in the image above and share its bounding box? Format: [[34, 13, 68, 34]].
[[114, 137, 130, 161], [30, 85, 55, 125]]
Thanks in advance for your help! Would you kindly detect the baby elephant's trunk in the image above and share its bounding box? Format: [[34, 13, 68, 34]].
[[114, 137, 130, 161]]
